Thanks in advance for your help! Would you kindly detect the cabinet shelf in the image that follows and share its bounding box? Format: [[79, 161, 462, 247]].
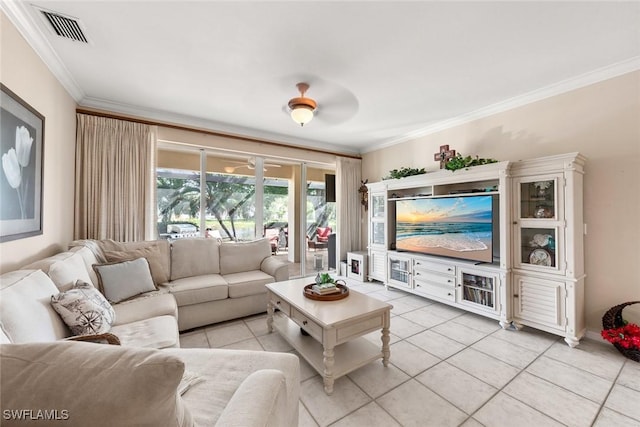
[[462, 287, 494, 308], [460, 270, 496, 309], [464, 283, 494, 292], [389, 191, 499, 202]]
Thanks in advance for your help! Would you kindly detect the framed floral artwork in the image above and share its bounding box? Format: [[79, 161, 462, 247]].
[[0, 84, 45, 242]]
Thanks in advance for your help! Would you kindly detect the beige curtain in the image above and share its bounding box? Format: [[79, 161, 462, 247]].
[[74, 114, 157, 241], [336, 156, 362, 267]]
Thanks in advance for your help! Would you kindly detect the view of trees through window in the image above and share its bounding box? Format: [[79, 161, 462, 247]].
[[157, 168, 335, 241]]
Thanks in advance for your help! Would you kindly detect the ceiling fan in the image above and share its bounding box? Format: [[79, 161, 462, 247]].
[[278, 77, 360, 126], [223, 157, 282, 173]]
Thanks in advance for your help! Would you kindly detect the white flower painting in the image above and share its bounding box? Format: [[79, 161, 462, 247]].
[[1, 84, 44, 242], [2, 126, 33, 218]]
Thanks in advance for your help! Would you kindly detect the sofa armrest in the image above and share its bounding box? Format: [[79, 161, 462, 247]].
[[260, 257, 289, 282], [64, 332, 121, 345], [214, 369, 287, 427]]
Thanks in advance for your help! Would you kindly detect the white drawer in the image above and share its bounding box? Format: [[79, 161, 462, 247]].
[[414, 280, 456, 302], [291, 307, 323, 341], [413, 269, 456, 287], [336, 315, 384, 343], [271, 297, 291, 316], [413, 258, 455, 276]]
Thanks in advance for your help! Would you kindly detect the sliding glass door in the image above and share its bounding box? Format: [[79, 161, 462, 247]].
[[156, 145, 335, 278]]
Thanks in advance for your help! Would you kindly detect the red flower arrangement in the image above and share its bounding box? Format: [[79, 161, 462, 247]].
[[601, 323, 640, 349]]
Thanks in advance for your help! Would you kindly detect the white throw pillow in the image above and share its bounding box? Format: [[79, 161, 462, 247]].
[[93, 257, 156, 303], [50, 280, 115, 336]]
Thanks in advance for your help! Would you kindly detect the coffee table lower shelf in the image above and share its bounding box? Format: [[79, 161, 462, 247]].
[[272, 313, 383, 387]]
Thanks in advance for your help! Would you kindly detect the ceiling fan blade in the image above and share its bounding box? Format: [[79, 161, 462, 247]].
[[315, 89, 359, 125]]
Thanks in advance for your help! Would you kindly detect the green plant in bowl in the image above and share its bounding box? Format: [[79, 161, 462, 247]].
[[315, 273, 335, 285]]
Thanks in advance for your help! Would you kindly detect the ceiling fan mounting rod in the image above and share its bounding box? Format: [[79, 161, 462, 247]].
[[296, 82, 310, 97]]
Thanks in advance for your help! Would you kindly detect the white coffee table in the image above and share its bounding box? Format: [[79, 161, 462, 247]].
[[266, 277, 392, 395]]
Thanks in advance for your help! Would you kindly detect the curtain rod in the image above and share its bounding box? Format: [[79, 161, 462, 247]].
[[76, 108, 362, 160]]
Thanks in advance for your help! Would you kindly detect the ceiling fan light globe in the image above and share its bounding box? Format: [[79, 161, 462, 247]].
[[291, 106, 314, 126]]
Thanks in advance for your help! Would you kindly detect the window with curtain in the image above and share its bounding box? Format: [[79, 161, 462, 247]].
[[74, 114, 157, 241]]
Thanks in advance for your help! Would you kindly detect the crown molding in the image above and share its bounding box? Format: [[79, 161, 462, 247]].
[[361, 56, 640, 154], [79, 96, 361, 157], [1, 1, 85, 101]]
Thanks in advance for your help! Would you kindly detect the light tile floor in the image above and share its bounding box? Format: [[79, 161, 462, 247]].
[[179, 280, 640, 427]]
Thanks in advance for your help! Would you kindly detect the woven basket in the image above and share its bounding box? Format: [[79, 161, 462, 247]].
[[602, 301, 640, 362]]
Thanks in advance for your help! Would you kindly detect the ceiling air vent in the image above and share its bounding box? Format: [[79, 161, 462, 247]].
[[38, 9, 88, 43]]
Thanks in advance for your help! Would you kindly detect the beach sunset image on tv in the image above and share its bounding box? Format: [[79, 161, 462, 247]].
[[395, 195, 493, 262]]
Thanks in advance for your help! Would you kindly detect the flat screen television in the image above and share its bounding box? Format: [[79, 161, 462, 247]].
[[395, 195, 497, 263]]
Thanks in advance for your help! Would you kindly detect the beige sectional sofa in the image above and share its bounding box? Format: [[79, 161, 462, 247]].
[[68, 237, 290, 331], [0, 238, 299, 426]]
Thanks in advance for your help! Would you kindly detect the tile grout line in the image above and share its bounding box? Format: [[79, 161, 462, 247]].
[[462, 340, 562, 426], [588, 358, 631, 426]]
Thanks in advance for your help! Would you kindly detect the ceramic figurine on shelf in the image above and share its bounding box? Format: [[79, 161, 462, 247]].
[[534, 205, 553, 218], [530, 233, 554, 248]]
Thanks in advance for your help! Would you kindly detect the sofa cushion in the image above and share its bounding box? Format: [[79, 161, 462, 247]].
[[93, 258, 157, 303], [224, 270, 273, 298], [97, 239, 171, 283], [219, 238, 271, 275], [69, 245, 102, 287], [111, 315, 179, 349], [163, 348, 299, 427], [23, 250, 94, 291], [50, 280, 116, 336], [0, 341, 193, 427], [171, 238, 221, 280], [112, 292, 177, 326], [0, 270, 70, 342], [166, 274, 228, 306], [104, 245, 168, 286]]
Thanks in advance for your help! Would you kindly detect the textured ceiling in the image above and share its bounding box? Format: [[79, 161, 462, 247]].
[[4, 1, 639, 154]]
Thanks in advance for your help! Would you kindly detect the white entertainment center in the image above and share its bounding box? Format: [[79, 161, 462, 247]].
[[366, 152, 586, 347]]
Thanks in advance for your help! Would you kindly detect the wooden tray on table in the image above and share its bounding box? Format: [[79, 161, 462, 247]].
[[303, 281, 349, 301]]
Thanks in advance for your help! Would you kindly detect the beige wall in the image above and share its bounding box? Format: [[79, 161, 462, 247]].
[[362, 71, 640, 331], [0, 13, 77, 273]]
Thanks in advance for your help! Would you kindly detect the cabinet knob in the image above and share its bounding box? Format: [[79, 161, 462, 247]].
[[276, 300, 281, 305], [447, 268, 453, 272], [513, 294, 519, 298], [513, 221, 518, 225], [447, 293, 452, 296], [303, 320, 308, 325], [447, 279, 452, 283]]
